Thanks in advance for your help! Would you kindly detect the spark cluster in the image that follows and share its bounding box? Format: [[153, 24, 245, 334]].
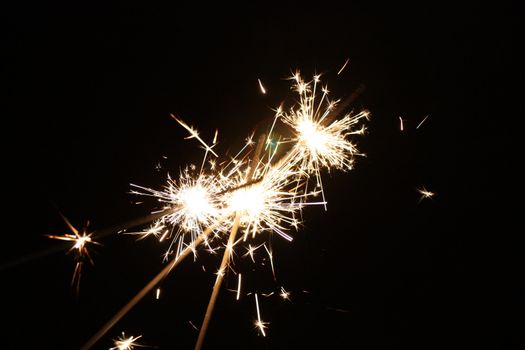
[[125, 71, 368, 338], [133, 72, 367, 261], [110, 333, 143, 350], [50, 70, 370, 348], [47, 214, 99, 293]]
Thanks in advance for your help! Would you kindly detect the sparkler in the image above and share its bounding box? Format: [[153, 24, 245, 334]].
[[236, 273, 242, 300], [47, 213, 100, 293], [254, 293, 268, 336], [194, 133, 267, 350], [78, 70, 369, 349], [130, 169, 222, 260], [277, 72, 369, 207]]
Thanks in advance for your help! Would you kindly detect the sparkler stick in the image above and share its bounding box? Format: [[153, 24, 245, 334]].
[[80, 221, 221, 350], [194, 213, 241, 350], [194, 134, 266, 350]]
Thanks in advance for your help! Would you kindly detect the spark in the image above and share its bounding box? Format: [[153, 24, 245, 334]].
[[263, 244, 276, 280], [126, 220, 166, 241], [224, 239, 237, 261], [236, 273, 242, 300], [279, 286, 291, 301], [215, 267, 225, 282], [243, 243, 264, 262], [337, 58, 350, 75], [416, 115, 429, 129], [155, 288, 160, 300], [258, 78, 267, 94], [417, 186, 435, 202], [171, 115, 218, 157], [47, 214, 99, 292], [189, 321, 199, 331], [110, 332, 142, 350], [254, 293, 268, 336], [261, 292, 274, 297], [399, 116, 404, 131]]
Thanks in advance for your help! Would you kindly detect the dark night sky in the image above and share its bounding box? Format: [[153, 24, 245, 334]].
[[2, 2, 515, 349]]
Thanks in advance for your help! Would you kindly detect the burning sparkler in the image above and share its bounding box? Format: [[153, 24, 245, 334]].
[[47, 214, 99, 293], [80, 69, 369, 349], [275, 72, 369, 206], [130, 169, 222, 260]]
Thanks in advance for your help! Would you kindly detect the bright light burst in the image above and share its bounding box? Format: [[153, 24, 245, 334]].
[[259, 72, 370, 209], [222, 167, 305, 242], [131, 70, 370, 258], [47, 214, 99, 292], [417, 186, 435, 202], [280, 72, 369, 173], [279, 286, 291, 301], [130, 168, 221, 259], [110, 332, 143, 350]]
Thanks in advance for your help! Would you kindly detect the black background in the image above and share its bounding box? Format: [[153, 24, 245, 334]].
[[2, 2, 515, 349]]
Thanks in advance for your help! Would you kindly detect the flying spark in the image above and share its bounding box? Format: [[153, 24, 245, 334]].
[[254, 293, 268, 336], [279, 286, 291, 301], [399, 116, 405, 131], [110, 333, 142, 350], [337, 58, 350, 75], [280, 72, 368, 202], [236, 274, 242, 300], [416, 115, 429, 129], [418, 186, 435, 202], [257, 78, 267, 94], [189, 321, 199, 331], [243, 244, 262, 262], [172, 115, 219, 157]]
